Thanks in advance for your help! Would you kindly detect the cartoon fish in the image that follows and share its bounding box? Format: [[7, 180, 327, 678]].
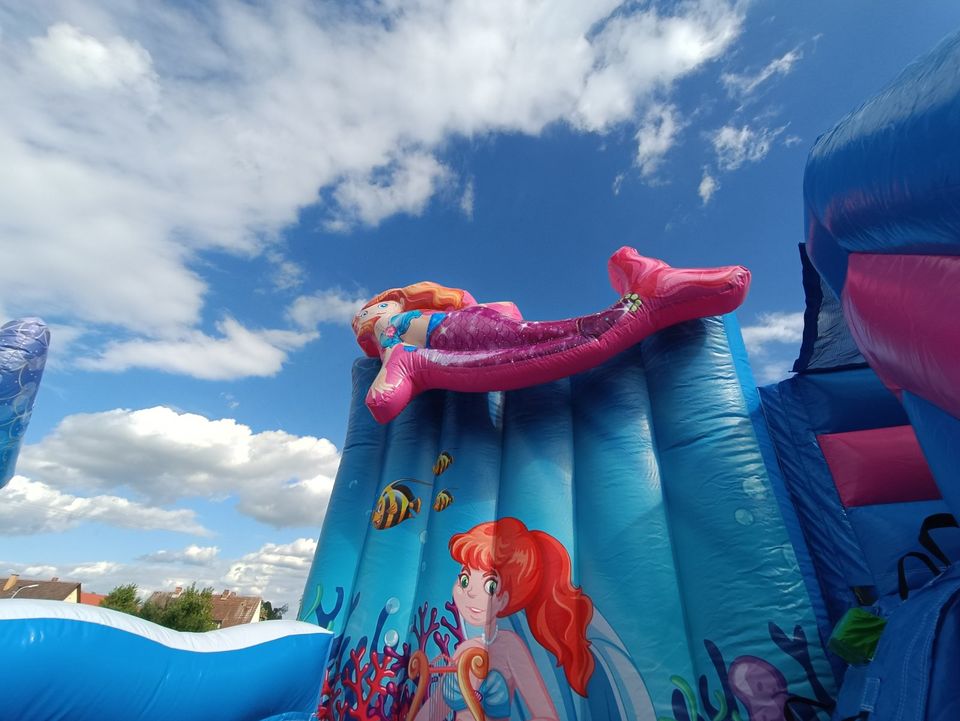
[[433, 489, 454, 512], [433, 451, 454, 477], [372, 481, 423, 530]]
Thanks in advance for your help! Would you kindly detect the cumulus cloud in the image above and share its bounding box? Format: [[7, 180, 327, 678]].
[[224, 538, 317, 601], [0, 475, 209, 536], [0, 1, 744, 354], [721, 47, 802, 96], [287, 289, 369, 329], [711, 123, 787, 171], [635, 103, 683, 178], [327, 153, 452, 230], [18, 406, 339, 528], [741, 311, 804, 354], [76, 318, 318, 379], [698, 170, 719, 204], [140, 545, 220, 565]]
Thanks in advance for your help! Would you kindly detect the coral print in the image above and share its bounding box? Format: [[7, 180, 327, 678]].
[[409, 517, 594, 721]]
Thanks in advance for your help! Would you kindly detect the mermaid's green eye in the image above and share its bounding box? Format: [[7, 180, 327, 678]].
[[484, 578, 498, 596], [458, 573, 469, 589]]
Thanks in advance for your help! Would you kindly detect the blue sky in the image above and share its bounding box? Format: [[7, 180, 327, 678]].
[[3, 0, 959, 611]]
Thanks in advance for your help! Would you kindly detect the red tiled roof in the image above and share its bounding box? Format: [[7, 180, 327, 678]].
[[80, 592, 107, 606]]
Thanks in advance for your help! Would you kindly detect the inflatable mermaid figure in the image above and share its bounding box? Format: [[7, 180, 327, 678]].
[[352, 247, 750, 423]]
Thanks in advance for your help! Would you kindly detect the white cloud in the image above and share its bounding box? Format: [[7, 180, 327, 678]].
[[140, 545, 220, 565], [635, 103, 683, 178], [287, 289, 368, 330], [31, 23, 158, 101], [224, 538, 317, 601], [0, 1, 744, 350], [698, 170, 719, 204], [0, 475, 209, 536], [328, 153, 452, 230], [76, 318, 318, 380], [711, 123, 787, 171], [754, 359, 792, 385], [68, 561, 122, 577], [460, 178, 475, 219], [3, 536, 318, 610], [19, 406, 340, 528], [721, 47, 802, 96], [741, 311, 804, 354]]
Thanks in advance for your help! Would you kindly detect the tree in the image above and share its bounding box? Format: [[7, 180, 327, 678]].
[[100, 584, 141, 616], [260, 600, 289, 621], [155, 584, 217, 632]]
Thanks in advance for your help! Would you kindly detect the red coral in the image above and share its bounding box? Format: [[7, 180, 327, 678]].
[[336, 645, 397, 721]]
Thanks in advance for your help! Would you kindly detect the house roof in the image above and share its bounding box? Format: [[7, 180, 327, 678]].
[[79, 592, 107, 606], [146, 588, 262, 628], [0, 577, 80, 601]]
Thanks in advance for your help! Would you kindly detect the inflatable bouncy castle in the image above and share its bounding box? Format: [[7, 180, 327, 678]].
[[4, 27, 960, 721]]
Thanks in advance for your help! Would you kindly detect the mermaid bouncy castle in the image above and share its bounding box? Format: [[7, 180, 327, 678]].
[[4, 27, 960, 721]]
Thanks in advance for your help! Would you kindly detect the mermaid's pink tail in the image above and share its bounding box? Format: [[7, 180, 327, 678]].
[[365, 248, 750, 423]]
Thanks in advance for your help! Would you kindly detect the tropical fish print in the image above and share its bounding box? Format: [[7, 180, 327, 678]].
[[372, 481, 422, 530], [433, 489, 454, 512], [433, 451, 454, 476]]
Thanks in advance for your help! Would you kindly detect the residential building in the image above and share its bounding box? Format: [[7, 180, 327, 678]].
[[0, 575, 80, 602]]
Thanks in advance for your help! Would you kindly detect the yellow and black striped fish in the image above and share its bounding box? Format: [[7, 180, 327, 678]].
[[432, 489, 454, 512], [433, 451, 454, 477], [372, 482, 422, 530]]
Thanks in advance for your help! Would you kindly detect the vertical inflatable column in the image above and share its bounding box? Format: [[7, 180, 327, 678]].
[[300, 359, 388, 630], [642, 317, 833, 714], [496, 379, 582, 713], [396, 391, 506, 715], [570, 343, 692, 718], [329, 386, 446, 709]]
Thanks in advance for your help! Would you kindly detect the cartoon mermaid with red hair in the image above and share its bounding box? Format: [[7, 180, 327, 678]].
[[352, 247, 749, 423], [409, 517, 652, 721]]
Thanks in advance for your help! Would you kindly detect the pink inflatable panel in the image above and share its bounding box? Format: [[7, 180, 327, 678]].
[[842, 253, 960, 419], [818, 425, 940, 508]]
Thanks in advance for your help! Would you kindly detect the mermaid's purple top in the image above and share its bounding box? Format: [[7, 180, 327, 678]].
[[363, 247, 750, 423]]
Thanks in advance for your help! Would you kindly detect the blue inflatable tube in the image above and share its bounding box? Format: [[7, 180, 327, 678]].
[[0, 600, 332, 721], [0, 317, 49, 489]]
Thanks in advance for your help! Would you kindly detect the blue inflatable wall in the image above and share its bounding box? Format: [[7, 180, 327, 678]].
[[302, 315, 835, 720]]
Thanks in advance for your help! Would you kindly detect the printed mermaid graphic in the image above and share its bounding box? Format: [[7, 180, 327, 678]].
[[352, 247, 750, 422], [408, 517, 656, 721]]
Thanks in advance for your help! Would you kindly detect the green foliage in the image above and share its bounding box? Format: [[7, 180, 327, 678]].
[[100, 582, 217, 632], [100, 584, 141, 616], [156, 584, 217, 632], [260, 600, 288, 621]]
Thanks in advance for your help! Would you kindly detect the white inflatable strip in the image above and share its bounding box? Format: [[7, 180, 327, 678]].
[[0, 599, 329, 652]]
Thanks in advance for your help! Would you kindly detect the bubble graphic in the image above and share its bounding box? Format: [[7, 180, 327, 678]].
[[385, 597, 401, 615], [741, 477, 766, 498], [735, 508, 755, 526], [384, 629, 399, 647], [419, 530, 428, 544]]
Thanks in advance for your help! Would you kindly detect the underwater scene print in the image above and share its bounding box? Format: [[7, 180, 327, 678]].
[[300, 320, 837, 720]]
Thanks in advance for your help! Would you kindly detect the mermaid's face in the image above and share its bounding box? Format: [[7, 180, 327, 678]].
[[354, 300, 401, 332], [453, 566, 508, 627]]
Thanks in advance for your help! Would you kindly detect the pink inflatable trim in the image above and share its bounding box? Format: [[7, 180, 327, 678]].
[[818, 425, 939, 508], [842, 253, 960, 419]]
